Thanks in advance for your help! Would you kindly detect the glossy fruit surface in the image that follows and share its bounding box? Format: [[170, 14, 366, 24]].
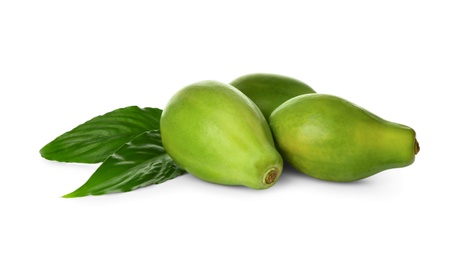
[[230, 73, 315, 120], [270, 94, 418, 182], [161, 80, 283, 189]]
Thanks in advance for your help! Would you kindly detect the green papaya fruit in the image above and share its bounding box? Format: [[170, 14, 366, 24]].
[[160, 80, 283, 189], [230, 73, 315, 120], [269, 94, 419, 182]]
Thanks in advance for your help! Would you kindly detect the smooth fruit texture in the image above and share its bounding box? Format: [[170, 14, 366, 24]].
[[270, 94, 419, 182], [160, 80, 283, 189], [230, 73, 315, 120]]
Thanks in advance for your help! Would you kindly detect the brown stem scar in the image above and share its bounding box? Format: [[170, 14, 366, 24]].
[[265, 169, 278, 184], [414, 138, 420, 155]]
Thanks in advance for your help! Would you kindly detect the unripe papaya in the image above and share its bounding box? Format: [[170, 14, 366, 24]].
[[230, 73, 315, 120], [270, 94, 419, 182], [160, 80, 283, 189]]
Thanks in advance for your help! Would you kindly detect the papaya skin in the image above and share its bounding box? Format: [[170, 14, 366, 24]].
[[230, 73, 315, 120], [160, 80, 283, 189], [269, 94, 418, 182]]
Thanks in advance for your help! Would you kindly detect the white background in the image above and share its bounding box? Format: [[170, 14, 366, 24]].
[[1, 1, 459, 259]]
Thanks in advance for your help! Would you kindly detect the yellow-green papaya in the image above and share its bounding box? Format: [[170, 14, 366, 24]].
[[161, 80, 283, 189], [270, 94, 419, 182], [230, 73, 315, 120]]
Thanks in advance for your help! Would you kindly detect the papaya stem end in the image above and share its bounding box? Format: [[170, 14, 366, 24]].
[[264, 169, 278, 184]]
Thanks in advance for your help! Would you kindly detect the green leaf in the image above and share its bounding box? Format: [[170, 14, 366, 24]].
[[63, 130, 186, 198], [40, 106, 162, 163]]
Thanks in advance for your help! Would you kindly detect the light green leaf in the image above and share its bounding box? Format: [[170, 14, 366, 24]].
[[63, 130, 186, 198], [40, 106, 162, 163]]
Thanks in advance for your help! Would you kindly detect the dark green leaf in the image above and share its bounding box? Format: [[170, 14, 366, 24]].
[[63, 130, 186, 198], [40, 106, 162, 163]]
